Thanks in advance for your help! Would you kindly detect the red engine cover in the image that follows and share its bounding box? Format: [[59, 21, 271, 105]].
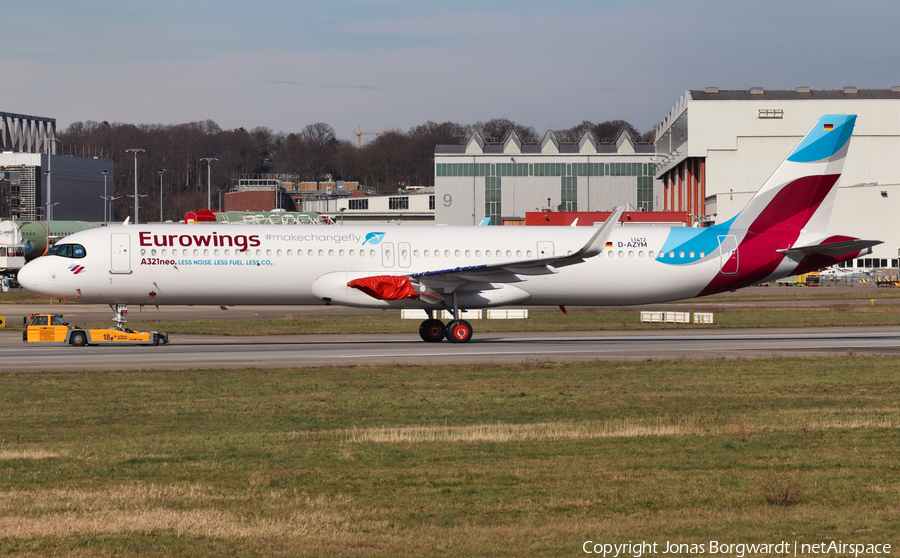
[[348, 275, 417, 300]]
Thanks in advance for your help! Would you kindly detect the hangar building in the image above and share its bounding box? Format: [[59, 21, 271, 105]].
[[654, 88, 900, 268], [434, 129, 660, 226], [1, 111, 112, 222]]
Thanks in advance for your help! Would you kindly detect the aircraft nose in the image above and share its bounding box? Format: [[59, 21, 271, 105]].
[[16, 261, 41, 292]]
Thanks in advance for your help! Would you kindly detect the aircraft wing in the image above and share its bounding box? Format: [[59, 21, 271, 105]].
[[346, 208, 624, 301], [409, 207, 624, 293]]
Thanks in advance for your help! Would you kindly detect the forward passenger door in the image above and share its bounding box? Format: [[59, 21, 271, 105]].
[[110, 233, 131, 274]]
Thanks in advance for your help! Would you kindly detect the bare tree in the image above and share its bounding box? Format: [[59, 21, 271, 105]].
[[474, 118, 538, 143], [301, 123, 337, 148], [590, 120, 642, 143], [58, 115, 652, 216]]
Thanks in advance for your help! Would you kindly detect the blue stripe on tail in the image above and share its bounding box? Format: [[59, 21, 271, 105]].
[[787, 115, 855, 163]]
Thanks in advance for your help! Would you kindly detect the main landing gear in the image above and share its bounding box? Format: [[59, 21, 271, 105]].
[[419, 317, 473, 343], [417, 293, 473, 343]]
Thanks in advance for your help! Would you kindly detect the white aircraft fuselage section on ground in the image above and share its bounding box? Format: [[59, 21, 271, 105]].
[[16, 115, 881, 343], [22, 223, 706, 307]]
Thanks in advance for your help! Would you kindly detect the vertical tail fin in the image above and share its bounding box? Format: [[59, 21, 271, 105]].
[[697, 115, 875, 296], [732, 114, 855, 236]]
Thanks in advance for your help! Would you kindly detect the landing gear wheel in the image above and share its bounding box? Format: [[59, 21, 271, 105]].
[[446, 320, 473, 343], [70, 331, 87, 346], [419, 319, 446, 342]]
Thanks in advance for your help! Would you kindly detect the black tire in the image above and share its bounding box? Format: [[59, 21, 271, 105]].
[[419, 319, 445, 342], [70, 331, 88, 347], [446, 320, 473, 344]]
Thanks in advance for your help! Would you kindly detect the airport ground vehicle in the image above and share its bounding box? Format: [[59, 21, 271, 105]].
[[23, 313, 168, 346], [1, 277, 20, 292], [776, 272, 819, 286]]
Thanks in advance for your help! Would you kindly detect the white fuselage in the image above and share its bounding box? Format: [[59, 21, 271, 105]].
[[17, 223, 727, 308]]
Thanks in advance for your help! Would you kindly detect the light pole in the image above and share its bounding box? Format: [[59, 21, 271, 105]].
[[44, 170, 52, 220], [158, 169, 166, 222], [102, 170, 109, 224], [126, 149, 145, 223], [200, 158, 218, 211], [102, 195, 120, 224], [42, 137, 56, 221], [127, 194, 147, 220]]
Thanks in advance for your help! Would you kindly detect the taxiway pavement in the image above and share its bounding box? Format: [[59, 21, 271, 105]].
[[3, 286, 898, 372], [2, 326, 898, 372]]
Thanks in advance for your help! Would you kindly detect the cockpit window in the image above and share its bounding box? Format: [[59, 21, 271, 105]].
[[47, 244, 86, 258]]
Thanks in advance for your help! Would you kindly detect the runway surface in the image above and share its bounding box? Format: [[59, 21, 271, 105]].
[[3, 287, 899, 372], [2, 326, 899, 372]]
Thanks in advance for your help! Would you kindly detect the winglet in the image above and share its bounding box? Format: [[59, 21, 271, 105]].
[[579, 206, 624, 259], [479, 217, 492, 226], [123, 217, 131, 226]]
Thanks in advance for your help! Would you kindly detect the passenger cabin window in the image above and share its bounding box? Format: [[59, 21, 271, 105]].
[[47, 244, 86, 258]]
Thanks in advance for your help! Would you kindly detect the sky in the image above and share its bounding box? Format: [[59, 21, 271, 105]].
[[4, 0, 899, 141]]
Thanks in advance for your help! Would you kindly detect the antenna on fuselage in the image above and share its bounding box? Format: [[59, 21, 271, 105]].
[[122, 217, 131, 226]]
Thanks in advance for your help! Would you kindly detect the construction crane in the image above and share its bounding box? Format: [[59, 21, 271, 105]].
[[354, 125, 387, 147]]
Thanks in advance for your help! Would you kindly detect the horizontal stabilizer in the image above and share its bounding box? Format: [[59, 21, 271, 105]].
[[777, 239, 882, 259]]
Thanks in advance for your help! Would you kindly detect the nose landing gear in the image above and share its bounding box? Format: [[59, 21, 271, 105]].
[[111, 303, 129, 331]]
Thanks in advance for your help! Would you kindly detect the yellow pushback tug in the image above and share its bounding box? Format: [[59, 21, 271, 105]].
[[24, 305, 168, 346]]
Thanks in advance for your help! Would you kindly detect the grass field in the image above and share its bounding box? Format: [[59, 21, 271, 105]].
[[2, 357, 899, 556]]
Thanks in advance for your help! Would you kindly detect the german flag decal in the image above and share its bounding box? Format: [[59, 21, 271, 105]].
[[605, 242, 613, 248], [824, 124, 834, 130]]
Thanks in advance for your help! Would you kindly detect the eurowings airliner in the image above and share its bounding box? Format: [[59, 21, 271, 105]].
[[17, 115, 880, 343]]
